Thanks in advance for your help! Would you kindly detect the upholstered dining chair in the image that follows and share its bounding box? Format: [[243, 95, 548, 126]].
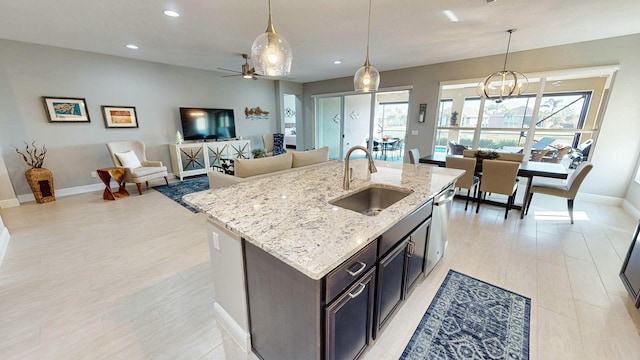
[[497, 152, 525, 162], [106, 141, 168, 195], [525, 162, 593, 224], [446, 156, 479, 211], [463, 149, 476, 158], [408, 148, 420, 164], [475, 159, 520, 219]]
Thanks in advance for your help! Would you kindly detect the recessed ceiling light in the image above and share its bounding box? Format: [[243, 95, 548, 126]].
[[443, 10, 459, 22], [163, 10, 180, 17], [333, 60, 342, 65], [126, 44, 139, 50]]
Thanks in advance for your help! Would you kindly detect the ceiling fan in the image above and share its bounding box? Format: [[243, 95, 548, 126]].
[[218, 54, 259, 80]]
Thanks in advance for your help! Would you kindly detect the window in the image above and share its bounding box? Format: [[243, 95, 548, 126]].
[[434, 67, 613, 164], [438, 99, 452, 127]]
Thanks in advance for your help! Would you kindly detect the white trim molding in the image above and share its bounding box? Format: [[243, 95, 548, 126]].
[[623, 200, 640, 221], [213, 302, 251, 353], [0, 198, 20, 208], [0, 215, 10, 268]]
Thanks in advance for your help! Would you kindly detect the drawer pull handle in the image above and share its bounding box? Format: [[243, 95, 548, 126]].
[[348, 283, 366, 299], [346, 261, 367, 276]]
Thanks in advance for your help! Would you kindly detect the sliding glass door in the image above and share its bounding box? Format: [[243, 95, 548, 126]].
[[314, 90, 410, 162]]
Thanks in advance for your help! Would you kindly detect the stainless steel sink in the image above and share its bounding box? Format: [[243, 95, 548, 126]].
[[329, 185, 413, 216]]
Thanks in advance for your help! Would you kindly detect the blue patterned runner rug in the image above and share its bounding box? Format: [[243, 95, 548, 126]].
[[152, 176, 209, 213], [400, 269, 530, 360]]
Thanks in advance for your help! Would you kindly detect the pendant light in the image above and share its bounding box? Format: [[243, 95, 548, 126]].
[[477, 29, 528, 103], [251, 0, 292, 77], [354, 0, 380, 93]]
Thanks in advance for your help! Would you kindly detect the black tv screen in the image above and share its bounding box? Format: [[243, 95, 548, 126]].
[[179, 107, 236, 141]]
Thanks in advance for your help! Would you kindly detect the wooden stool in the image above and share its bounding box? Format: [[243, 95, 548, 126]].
[[97, 168, 129, 200]]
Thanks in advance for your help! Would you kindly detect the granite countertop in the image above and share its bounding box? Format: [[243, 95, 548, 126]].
[[184, 159, 463, 280]]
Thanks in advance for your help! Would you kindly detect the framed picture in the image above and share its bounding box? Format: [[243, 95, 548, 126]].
[[101, 106, 139, 128], [42, 97, 90, 122]]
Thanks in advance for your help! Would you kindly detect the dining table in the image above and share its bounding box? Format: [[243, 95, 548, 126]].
[[375, 138, 399, 160], [419, 153, 569, 219]]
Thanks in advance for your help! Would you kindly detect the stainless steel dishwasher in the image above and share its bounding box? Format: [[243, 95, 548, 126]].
[[425, 184, 455, 275]]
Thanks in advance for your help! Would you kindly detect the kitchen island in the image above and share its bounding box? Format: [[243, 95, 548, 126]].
[[184, 159, 463, 359]]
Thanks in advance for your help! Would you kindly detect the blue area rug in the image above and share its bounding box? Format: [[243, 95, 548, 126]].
[[152, 176, 209, 213], [401, 269, 530, 360]]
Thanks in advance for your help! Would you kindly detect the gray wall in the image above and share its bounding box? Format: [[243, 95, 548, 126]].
[[0, 39, 276, 200], [303, 34, 640, 210]]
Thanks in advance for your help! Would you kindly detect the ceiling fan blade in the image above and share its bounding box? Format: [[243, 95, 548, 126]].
[[222, 74, 241, 78], [218, 67, 241, 74]]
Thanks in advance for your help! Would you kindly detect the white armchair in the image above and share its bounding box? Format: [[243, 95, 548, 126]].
[[106, 141, 168, 195]]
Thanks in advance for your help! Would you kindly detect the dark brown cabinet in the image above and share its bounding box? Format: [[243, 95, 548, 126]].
[[374, 213, 431, 337], [243, 199, 434, 360], [375, 238, 409, 336], [325, 267, 376, 360], [405, 217, 431, 293]]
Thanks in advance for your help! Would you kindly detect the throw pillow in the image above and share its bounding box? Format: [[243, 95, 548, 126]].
[[220, 159, 235, 175], [115, 150, 142, 168], [273, 133, 285, 156]]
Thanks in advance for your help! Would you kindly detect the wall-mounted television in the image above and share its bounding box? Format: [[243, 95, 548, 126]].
[[179, 107, 236, 141]]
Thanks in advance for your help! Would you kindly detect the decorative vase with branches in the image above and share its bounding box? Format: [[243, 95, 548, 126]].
[[14, 141, 55, 203]]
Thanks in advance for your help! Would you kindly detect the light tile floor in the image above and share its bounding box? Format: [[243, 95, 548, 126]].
[[1, 184, 640, 359]]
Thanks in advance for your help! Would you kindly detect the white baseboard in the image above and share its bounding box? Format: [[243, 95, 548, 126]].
[[0, 198, 20, 208], [213, 302, 251, 353], [0, 222, 10, 269], [577, 192, 623, 206], [623, 200, 640, 221], [16, 182, 115, 204]]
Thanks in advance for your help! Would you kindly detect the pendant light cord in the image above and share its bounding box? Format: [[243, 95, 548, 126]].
[[502, 29, 515, 72], [266, 0, 275, 33], [365, 0, 372, 60]]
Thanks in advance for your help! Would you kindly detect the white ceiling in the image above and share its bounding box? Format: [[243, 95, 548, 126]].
[[1, 0, 640, 83]]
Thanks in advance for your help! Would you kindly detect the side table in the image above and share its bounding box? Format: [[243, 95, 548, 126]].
[[97, 167, 129, 200]]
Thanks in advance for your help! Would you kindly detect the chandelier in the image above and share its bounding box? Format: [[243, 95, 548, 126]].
[[477, 29, 528, 103], [354, 0, 380, 93], [251, 0, 292, 77]]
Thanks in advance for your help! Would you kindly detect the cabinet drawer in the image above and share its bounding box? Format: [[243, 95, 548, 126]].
[[379, 199, 433, 257], [325, 241, 377, 303]]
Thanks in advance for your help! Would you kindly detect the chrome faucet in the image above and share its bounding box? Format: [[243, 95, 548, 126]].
[[343, 145, 377, 190]]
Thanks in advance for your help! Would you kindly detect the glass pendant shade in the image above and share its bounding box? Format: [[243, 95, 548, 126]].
[[354, 0, 379, 93], [477, 29, 528, 103], [354, 58, 380, 93], [251, 0, 292, 77]]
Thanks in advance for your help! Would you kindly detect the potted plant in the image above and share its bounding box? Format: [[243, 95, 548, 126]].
[[474, 149, 499, 162], [14, 141, 55, 203], [252, 148, 267, 159]]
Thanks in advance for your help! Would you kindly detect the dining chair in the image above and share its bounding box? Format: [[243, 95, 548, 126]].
[[497, 152, 525, 162], [525, 162, 593, 224], [475, 159, 520, 219], [462, 149, 476, 158], [448, 141, 468, 155], [446, 156, 479, 211], [408, 148, 420, 164], [388, 139, 402, 160]]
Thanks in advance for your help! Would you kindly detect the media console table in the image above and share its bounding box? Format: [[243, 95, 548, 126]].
[[169, 140, 251, 180]]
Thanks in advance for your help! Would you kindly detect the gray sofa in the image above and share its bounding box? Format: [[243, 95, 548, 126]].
[[207, 146, 330, 189]]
